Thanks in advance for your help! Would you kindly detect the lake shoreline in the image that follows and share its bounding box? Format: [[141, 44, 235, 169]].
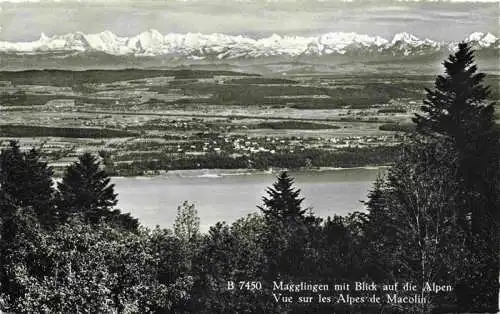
[[112, 167, 382, 232], [111, 165, 391, 179]]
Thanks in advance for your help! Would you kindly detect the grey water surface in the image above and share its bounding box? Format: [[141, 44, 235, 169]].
[[113, 168, 386, 232]]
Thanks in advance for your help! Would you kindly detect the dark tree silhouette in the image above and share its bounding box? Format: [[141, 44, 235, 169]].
[[413, 43, 495, 144], [362, 175, 401, 281], [258, 171, 306, 221], [413, 43, 498, 231], [58, 152, 118, 223], [0, 141, 55, 225], [414, 43, 499, 311], [369, 43, 500, 312], [364, 175, 387, 217], [257, 172, 316, 283]]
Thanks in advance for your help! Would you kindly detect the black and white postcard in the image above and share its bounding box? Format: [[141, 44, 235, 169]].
[[0, 0, 498, 313]]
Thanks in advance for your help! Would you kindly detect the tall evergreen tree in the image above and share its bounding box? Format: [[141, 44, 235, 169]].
[[0, 141, 55, 225], [362, 175, 401, 281], [413, 42, 498, 231], [370, 43, 499, 312], [58, 152, 117, 223], [414, 43, 498, 311], [258, 172, 315, 282], [413, 43, 495, 143], [364, 175, 387, 219], [258, 171, 306, 222]]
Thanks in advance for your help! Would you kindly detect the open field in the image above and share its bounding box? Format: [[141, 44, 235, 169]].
[[1, 69, 498, 175]]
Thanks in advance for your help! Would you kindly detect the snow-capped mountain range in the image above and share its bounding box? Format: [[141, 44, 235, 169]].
[[0, 30, 497, 60]]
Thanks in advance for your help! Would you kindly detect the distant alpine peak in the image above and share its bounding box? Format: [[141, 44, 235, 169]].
[[391, 32, 420, 44], [39, 32, 50, 42], [0, 30, 497, 59], [465, 32, 498, 47]]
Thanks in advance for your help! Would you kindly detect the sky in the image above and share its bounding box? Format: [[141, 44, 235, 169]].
[[0, 0, 498, 42]]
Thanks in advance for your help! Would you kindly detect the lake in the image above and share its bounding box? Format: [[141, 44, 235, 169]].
[[113, 168, 386, 232]]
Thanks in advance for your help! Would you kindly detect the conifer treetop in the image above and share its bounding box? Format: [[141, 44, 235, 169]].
[[58, 152, 117, 220], [258, 171, 306, 221], [412, 42, 495, 146]]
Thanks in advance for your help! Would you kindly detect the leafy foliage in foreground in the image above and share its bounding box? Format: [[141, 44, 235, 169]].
[[0, 213, 192, 313]]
